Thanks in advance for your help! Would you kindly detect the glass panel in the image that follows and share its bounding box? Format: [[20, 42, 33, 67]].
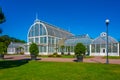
[[39, 24, 46, 36], [31, 26, 35, 37], [35, 24, 39, 36], [108, 44, 111, 53], [42, 26, 46, 35], [96, 44, 100, 53], [91, 44, 95, 52], [44, 46, 46, 52], [43, 37, 47, 43], [48, 37, 51, 44], [35, 38, 39, 43], [29, 38, 34, 43], [39, 46, 42, 52], [52, 37, 54, 44], [101, 44, 105, 48], [40, 24, 42, 35], [113, 43, 117, 53], [40, 37, 43, 43]]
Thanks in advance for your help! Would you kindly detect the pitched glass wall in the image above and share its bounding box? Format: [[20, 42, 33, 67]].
[[91, 43, 118, 53]]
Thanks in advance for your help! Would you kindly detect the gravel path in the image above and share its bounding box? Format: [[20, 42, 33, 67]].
[[4, 55, 120, 64]]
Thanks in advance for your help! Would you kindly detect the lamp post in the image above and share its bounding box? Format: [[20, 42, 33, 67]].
[[105, 19, 110, 64]]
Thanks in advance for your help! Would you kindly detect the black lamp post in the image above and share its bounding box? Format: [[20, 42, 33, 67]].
[[105, 19, 110, 64]]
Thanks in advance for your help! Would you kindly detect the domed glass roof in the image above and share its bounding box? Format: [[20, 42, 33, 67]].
[[92, 32, 118, 44]]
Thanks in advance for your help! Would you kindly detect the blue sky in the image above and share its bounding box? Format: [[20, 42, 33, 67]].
[[0, 0, 120, 41]]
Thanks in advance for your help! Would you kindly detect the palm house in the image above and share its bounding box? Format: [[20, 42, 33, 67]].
[[24, 17, 119, 56], [25, 18, 73, 55], [90, 32, 119, 56]]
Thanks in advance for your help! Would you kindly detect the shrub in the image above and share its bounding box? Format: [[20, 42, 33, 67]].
[[48, 55, 54, 57], [56, 55, 62, 57], [53, 52, 58, 55], [74, 43, 86, 56], [29, 43, 39, 56], [48, 53, 62, 57], [20, 52, 24, 55]]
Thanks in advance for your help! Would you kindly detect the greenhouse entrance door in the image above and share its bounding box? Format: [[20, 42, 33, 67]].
[[100, 48, 106, 56]]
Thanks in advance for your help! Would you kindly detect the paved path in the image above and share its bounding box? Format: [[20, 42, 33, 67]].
[[4, 55, 120, 64]]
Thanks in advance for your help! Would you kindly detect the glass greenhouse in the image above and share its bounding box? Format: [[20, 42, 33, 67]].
[[7, 42, 24, 54], [90, 32, 119, 56], [24, 17, 119, 56], [25, 18, 73, 55], [64, 34, 92, 55]]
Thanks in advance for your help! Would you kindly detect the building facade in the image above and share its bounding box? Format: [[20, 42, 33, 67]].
[[24, 18, 119, 56], [90, 32, 119, 56]]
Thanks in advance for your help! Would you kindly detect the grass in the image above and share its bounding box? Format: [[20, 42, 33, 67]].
[[60, 55, 75, 58], [103, 56, 120, 59], [0, 61, 120, 80]]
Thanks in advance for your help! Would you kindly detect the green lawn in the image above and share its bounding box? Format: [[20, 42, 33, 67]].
[[0, 61, 120, 80]]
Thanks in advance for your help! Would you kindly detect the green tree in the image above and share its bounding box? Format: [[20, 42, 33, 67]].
[[0, 7, 5, 35], [74, 43, 86, 56], [29, 43, 39, 56], [0, 42, 7, 59], [60, 45, 65, 55], [0, 35, 26, 48], [0, 7, 5, 24], [0, 28, 2, 34], [29, 43, 39, 60], [0, 42, 7, 54], [74, 43, 86, 62]]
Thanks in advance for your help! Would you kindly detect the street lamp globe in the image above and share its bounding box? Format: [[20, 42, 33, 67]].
[[105, 19, 110, 25]]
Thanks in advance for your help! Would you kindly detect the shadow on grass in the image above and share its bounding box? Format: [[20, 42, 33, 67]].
[[0, 59, 30, 69]]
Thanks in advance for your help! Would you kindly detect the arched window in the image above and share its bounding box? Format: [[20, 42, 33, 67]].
[[29, 23, 47, 37], [39, 24, 46, 36], [35, 24, 39, 36], [29, 25, 34, 37]]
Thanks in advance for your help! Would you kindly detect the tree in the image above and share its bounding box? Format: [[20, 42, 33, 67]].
[[0, 35, 26, 48], [0, 42, 7, 59], [0, 28, 2, 34], [0, 7, 6, 35], [60, 45, 65, 55], [0, 7, 5, 24], [74, 43, 86, 62], [0, 42, 7, 54], [29, 43, 39, 60]]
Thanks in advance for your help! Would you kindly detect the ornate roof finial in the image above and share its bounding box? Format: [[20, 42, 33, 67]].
[[36, 12, 38, 20], [34, 12, 40, 22]]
